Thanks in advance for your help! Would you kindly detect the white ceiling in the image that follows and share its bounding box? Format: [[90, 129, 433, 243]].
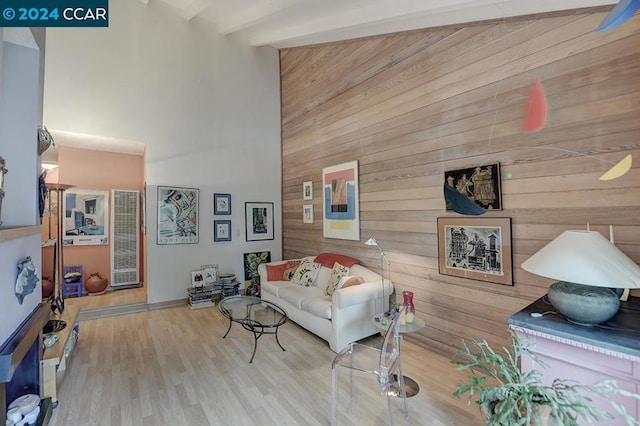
[[155, 0, 617, 48], [44, 0, 618, 159]]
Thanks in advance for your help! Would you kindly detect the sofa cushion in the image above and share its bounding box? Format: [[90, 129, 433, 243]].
[[261, 280, 296, 298], [326, 262, 350, 296], [314, 253, 361, 268], [266, 260, 301, 281], [291, 259, 322, 287], [339, 275, 365, 289], [279, 285, 326, 309], [302, 295, 332, 320]]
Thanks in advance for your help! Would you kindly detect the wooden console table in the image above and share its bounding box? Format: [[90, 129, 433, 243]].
[[41, 304, 80, 407]]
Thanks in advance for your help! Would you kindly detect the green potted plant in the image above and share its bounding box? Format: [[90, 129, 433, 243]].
[[451, 332, 640, 425]]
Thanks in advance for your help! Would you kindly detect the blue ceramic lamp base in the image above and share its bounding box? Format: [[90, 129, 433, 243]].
[[547, 281, 620, 326]]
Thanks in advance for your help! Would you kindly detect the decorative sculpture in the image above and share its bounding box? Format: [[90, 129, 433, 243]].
[[15, 257, 39, 304]]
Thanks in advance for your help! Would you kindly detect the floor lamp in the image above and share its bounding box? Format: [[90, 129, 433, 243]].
[[365, 237, 388, 313], [46, 183, 75, 317]]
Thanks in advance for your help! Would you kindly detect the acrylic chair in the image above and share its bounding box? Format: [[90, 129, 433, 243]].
[[331, 315, 408, 425]]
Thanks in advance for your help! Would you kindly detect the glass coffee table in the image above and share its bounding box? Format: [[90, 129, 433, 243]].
[[218, 295, 288, 363]]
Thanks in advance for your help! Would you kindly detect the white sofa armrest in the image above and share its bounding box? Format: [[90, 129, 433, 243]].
[[333, 279, 393, 309]]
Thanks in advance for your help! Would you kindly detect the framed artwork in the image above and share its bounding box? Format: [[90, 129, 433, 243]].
[[191, 270, 205, 288], [157, 186, 199, 245], [444, 163, 502, 211], [62, 189, 109, 246], [201, 264, 218, 284], [214, 220, 232, 242], [245, 202, 274, 241], [303, 181, 313, 200], [244, 251, 271, 296], [437, 217, 513, 286], [322, 160, 360, 241], [214, 193, 231, 215], [303, 204, 314, 223]]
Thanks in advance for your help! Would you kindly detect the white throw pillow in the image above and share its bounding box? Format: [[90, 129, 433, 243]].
[[326, 262, 350, 296], [291, 259, 322, 287]]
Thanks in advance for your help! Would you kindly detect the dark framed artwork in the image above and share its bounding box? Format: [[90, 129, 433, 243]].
[[444, 163, 502, 211], [214, 220, 231, 242], [245, 202, 274, 241], [157, 186, 199, 245], [214, 193, 231, 215], [437, 217, 513, 286], [243, 251, 271, 296]]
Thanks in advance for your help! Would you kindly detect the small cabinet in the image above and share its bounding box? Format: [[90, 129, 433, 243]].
[[509, 297, 640, 425]]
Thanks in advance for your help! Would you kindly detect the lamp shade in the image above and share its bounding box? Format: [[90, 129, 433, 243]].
[[521, 230, 640, 289]]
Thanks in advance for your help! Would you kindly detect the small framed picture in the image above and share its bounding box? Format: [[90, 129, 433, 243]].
[[303, 181, 313, 200], [191, 270, 205, 288], [201, 264, 218, 284], [214, 220, 232, 242], [214, 193, 231, 215], [245, 202, 274, 241], [303, 204, 314, 224]]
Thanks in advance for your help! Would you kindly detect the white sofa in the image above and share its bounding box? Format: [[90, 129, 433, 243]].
[[258, 255, 393, 353]]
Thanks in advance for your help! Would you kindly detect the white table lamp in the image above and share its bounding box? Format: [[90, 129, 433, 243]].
[[521, 230, 640, 325]]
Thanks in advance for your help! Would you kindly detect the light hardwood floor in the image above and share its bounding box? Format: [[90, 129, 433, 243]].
[[64, 286, 147, 311], [49, 305, 484, 425]]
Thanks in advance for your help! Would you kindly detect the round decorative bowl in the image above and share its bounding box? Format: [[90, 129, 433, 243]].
[[85, 272, 108, 295], [548, 281, 620, 326]]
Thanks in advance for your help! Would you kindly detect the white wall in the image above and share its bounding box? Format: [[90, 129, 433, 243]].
[[43, 0, 282, 304], [0, 29, 44, 343]]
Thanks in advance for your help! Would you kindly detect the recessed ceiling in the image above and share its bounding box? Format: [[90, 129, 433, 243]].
[[154, 0, 617, 48]]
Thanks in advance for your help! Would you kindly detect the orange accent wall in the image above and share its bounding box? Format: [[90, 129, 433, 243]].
[[42, 146, 145, 292]]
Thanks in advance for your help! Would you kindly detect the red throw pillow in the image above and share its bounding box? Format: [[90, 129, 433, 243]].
[[266, 261, 301, 281], [314, 253, 360, 268], [266, 264, 287, 281]]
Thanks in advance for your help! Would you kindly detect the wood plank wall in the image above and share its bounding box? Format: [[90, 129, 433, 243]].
[[279, 8, 640, 356]]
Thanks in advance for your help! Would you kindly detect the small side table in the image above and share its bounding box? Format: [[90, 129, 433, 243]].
[[372, 314, 426, 398]]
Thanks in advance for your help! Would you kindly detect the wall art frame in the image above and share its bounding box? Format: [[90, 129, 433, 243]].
[[214, 220, 232, 242], [437, 216, 513, 286], [201, 264, 218, 284], [322, 160, 360, 241], [303, 204, 314, 224], [62, 189, 109, 246], [191, 270, 205, 288], [157, 186, 199, 245], [303, 181, 313, 200], [214, 193, 231, 215], [243, 251, 271, 296], [245, 202, 274, 241], [444, 163, 502, 211]]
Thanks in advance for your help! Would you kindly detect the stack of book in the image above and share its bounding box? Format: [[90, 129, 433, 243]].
[[187, 285, 221, 310], [212, 279, 241, 298]]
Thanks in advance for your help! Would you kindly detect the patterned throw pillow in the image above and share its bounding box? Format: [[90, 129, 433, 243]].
[[283, 261, 301, 280], [266, 260, 301, 281], [326, 262, 350, 296], [291, 259, 322, 287]]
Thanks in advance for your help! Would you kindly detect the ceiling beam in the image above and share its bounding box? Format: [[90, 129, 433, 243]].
[[250, 0, 616, 48], [217, 0, 303, 35], [183, 0, 213, 21]]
